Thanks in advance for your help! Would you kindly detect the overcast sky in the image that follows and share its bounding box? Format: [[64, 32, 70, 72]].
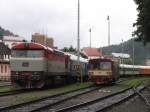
[[0, 0, 137, 49]]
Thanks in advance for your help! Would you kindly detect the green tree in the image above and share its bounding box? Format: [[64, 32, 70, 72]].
[[61, 46, 76, 52], [133, 0, 150, 45]]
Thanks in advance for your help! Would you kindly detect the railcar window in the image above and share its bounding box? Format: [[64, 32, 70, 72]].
[[100, 62, 111, 70], [12, 50, 44, 57]]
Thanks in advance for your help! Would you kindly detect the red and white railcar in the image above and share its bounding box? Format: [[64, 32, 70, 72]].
[[88, 58, 119, 84], [139, 65, 150, 76]]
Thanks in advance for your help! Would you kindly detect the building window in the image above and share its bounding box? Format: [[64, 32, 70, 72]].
[[5, 65, 7, 73], [1, 65, 3, 73], [0, 55, 1, 59]]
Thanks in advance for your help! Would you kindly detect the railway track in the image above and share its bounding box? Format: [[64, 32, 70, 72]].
[[135, 86, 150, 109], [0, 82, 11, 87], [0, 86, 99, 112], [0, 79, 130, 112], [38, 86, 145, 112], [0, 89, 25, 97]]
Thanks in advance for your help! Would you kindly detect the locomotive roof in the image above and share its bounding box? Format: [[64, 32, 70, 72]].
[[12, 42, 54, 52]]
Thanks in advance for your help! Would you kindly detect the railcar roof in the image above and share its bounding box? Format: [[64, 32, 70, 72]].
[[65, 52, 88, 63], [89, 58, 113, 62], [120, 64, 140, 69]]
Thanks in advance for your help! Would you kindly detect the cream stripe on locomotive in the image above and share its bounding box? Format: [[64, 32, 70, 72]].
[[88, 70, 112, 76], [10, 57, 47, 72]]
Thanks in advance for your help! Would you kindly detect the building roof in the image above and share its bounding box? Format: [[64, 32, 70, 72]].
[[3, 36, 24, 42], [112, 53, 130, 58], [82, 47, 102, 58], [0, 42, 11, 55]]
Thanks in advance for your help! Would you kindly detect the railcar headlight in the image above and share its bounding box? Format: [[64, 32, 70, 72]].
[[88, 72, 93, 75], [16, 72, 19, 75], [107, 72, 112, 75], [33, 72, 38, 75]]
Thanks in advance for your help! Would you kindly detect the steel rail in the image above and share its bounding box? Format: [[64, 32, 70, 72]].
[[135, 87, 150, 109], [0, 86, 98, 112], [54, 87, 133, 112]]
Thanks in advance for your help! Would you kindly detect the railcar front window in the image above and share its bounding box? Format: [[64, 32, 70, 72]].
[[100, 62, 111, 70], [12, 50, 44, 57]]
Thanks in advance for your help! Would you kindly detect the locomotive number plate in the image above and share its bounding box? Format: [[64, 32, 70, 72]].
[[22, 62, 29, 67]]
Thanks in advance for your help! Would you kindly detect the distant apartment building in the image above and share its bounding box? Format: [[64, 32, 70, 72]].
[[32, 33, 54, 47], [0, 42, 11, 81], [145, 59, 150, 66], [0, 36, 25, 48]]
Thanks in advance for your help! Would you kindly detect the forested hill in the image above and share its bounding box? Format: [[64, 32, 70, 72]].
[[101, 39, 150, 65], [0, 26, 17, 39]]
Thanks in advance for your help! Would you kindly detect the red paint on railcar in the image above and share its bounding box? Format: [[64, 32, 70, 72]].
[[139, 67, 150, 75]]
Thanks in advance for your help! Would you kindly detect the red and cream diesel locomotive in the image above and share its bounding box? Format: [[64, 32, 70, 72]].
[[10, 42, 88, 88], [88, 58, 119, 84]]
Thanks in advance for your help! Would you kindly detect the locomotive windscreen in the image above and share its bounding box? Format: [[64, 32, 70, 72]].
[[12, 50, 44, 57]]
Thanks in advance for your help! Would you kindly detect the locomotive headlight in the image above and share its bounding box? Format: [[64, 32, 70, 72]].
[[15, 72, 19, 75]]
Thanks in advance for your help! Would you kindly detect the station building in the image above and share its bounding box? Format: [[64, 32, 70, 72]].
[[81, 47, 102, 59], [111, 52, 131, 64], [0, 36, 25, 48], [0, 42, 11, 81]]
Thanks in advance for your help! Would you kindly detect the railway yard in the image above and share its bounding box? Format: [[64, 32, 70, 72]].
[[0, 77, 149, 112]]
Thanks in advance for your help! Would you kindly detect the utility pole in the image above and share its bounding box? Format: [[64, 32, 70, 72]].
[[77, 0, 83, 83], [89, 28, 91, 48], [121, 39, 124, 64], [77, 0, 80, 64], [132, 38, 135, 73], [107, 16, 110, 46]]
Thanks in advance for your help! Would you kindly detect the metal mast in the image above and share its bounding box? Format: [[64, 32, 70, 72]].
[[107, 16, 110, 46], [77, 0, 80, 64], [89, 28, 91, 48]]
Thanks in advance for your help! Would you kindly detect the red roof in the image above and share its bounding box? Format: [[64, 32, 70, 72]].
[[82, 47, 102, 57]]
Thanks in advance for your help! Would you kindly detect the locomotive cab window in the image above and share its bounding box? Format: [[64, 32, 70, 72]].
[[12, 50, 44, 57]]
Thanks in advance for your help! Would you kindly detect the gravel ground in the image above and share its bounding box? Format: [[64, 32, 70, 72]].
[[41, 85, 129, 112], [103, 96, 149, 112], [0, 82, 94, 109], [103, 86, 150, 112]]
